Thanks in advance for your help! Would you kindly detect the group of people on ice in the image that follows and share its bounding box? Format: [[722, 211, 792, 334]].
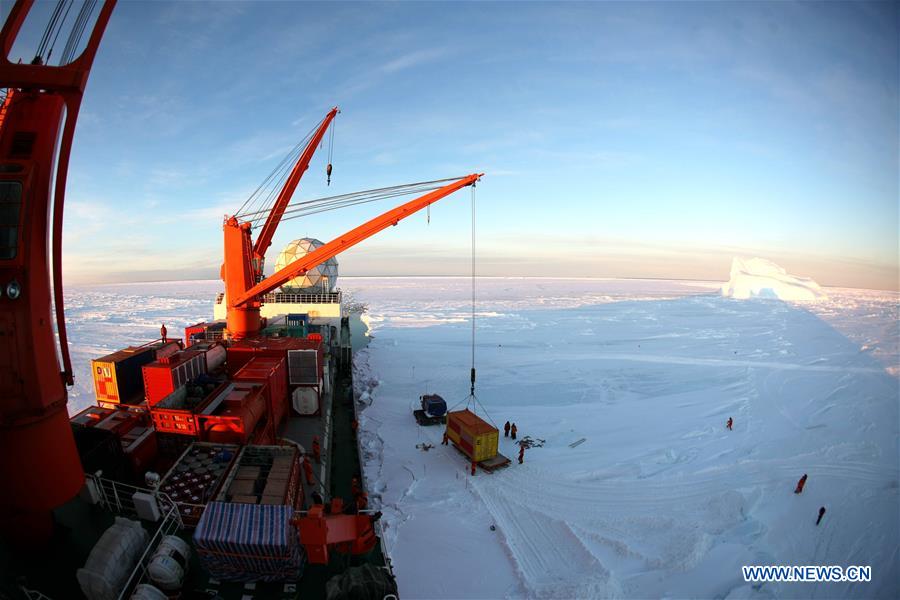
[[727, 416, 826, 526]]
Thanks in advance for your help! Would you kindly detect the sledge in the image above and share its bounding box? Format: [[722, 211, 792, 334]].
[[413, 409, 446, 426]]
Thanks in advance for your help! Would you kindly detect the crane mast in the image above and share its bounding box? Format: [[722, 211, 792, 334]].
[[252, 107, 339, 277]]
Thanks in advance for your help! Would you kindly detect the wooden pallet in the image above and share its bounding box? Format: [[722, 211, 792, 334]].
[[479, 453, 511, 472], [413, 409, 447, 426]]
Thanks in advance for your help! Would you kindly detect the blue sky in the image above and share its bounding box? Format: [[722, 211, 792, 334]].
[[6, 1, 898, 289]]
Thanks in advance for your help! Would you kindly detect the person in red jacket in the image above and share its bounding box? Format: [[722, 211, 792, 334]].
[[302, 456, 314, 486], [470, 461, 477, 476], [160, 323, 167, 343], [794, 474, 808, 494], [518, 444, 525, 465], [510, 423, 518, 440], [311, 435, 321, 464], [504, 421, 511, 437], [726, 417, 733, 431], [816, 506, 826, 526]]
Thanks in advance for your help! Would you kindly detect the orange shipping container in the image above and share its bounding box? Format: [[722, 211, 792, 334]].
[[446, 409, 499, 462]]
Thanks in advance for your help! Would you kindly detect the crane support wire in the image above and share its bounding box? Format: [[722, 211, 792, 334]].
[[470, 183, 476, 396], [61, 0, 97, 65], [234, 114, 327, 219], [35, 0, 66, 62], [235, 177, 468, 222]]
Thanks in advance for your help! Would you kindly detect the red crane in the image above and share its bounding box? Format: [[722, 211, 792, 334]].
[[221, 112, 482, 339], [0, 0, 117, 544]]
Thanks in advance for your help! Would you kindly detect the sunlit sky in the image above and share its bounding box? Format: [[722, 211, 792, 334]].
[[7, 1, 898, 290]]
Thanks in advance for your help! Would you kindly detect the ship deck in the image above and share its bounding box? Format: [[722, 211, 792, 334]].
[[0, 318, 390, 600]]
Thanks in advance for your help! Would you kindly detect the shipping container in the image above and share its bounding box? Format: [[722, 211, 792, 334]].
[[227, 337, 324, 386], [143, 349, 208, 406], [70, 405, 158, 478], [148, 382, 224, 436], [184, 321, 226, 348], [92, 343, 167, 408], [446, 409, 499, 462], [189, 341, 227, 372], [233, 356, 289, 430], [196, 382, 270, 445]]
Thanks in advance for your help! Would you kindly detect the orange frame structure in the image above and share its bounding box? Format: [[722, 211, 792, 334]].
[[0, 0, 117, 544]]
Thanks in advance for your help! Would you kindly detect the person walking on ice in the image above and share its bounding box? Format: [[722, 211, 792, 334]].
[[726, 417, 733, 430], [518, 443, 525, 465], [504, 421, 510, 438], [816, 506, 826, 526], [510, 423, 517, 440], [794, 474, 807, 494]]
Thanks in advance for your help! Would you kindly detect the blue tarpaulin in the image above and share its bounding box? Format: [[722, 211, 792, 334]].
[[194, 502, 305, 582]]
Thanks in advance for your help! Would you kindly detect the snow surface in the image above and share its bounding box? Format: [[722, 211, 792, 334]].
[[722, 258, 827, 302], [64, 277, 899, 598]]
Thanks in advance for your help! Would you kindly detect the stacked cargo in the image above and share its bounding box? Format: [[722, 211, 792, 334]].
[[158, 442, 238, 526], [148, 379, 224, 437], [446, 409, 500, 462], [216, 445, 301, 507], [92, 340, 182, 409], [193, 502, 305, 582], [71, 405, 158, 477], [227, 337, 325, 417], [143, 349, 209, 406], [184, 321, 226, 348], [196, 382, 271, 445], [233, 356, 289, 432]]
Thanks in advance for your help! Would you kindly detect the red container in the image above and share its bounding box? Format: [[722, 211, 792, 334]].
[[227, 337, 324, 385], [234, 356, 289, 431], [70, 405, 115, 428], [143, 349, 208, 406], [197, 382, 269, 445]]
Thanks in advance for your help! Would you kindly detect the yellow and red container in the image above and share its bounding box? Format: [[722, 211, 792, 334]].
[[92, 340, 182, 408], [446, 409, 499, 462]]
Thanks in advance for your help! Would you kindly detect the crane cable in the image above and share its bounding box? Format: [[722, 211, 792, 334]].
[[235, 177, 469, 223], [60, 0, 97, 65], [34, 0, 67, 63], [234, 115, 325, 221]]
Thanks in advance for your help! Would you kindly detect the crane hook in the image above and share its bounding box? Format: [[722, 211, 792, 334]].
[[326, 163, 332, 186]]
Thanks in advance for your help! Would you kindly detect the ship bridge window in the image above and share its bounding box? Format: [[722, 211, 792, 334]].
[[0, 181, 22, 260]]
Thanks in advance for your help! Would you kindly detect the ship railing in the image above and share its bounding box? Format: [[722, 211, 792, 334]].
[[86, 473, 182, 527], [214, 291, 342, 305], [115, 500, 183, 600], [349, 397, 397, 579], [262, 291, 342, 304]]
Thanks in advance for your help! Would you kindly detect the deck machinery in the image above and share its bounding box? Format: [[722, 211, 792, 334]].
[[0, 1, 482, 598]]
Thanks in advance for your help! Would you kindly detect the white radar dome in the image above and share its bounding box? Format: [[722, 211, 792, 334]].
[[275, 238, 338, 293]]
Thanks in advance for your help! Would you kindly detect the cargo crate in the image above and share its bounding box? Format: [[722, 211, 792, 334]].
[[215, 445, 302, 508], [234, 356, 289, 430], [158, 442, 239, 526], [196, 382, 271, 445], [143, 349, 209, 406], [446, 409, 499, 463]]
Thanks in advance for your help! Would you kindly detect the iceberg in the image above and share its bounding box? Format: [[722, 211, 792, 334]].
[[721, 257, 827, 301]]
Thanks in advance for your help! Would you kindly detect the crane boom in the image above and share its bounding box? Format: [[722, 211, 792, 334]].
[[226, 173, 481, 329], [253, 107, 338, 265]]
